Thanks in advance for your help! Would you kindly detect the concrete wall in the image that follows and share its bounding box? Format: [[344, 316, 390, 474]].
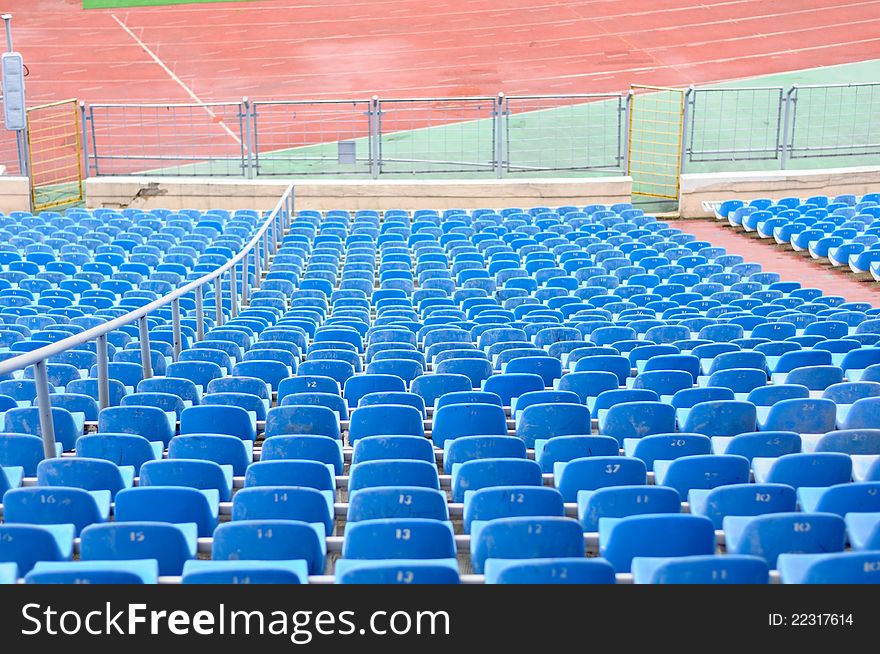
[[0, 176, 31, 213], [679, 166, 880, 218], [85, 176, 633, 211]]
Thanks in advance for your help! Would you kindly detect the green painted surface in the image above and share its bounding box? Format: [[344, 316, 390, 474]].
[[84, 0, 255, 8]]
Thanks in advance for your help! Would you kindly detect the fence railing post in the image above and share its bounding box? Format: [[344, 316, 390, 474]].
[[622, 91, 633, 176], [780, 85, 796, 170], [680, 86, 694, 176], [370, 96, 380, 179], [495, 93, 504, 179], [243, 97, 254, 179], [95, 334, 110, 410], [79, 101, 90, 179], [33, 359, 57, 459], [138, 315, 153, 378], [87, 104, 99, 176]]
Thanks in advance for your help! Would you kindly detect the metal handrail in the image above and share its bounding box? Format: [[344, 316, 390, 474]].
[[0, 182, 296, 457]]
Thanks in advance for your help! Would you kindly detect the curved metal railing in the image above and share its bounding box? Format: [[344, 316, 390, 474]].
[[0, 182, 296, 457]]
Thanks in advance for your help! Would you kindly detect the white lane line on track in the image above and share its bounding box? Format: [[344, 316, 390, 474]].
[[111, 13, 241, 146]]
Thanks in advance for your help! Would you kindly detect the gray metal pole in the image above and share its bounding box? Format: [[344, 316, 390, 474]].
[[33, 359, 57, 459], [254, 237, 262, 288], [495, 93, 504, 179], [79, 101, 90, 179], [138, 315, 153, 379], [229, 265, 239, 319], [622, 91, 633, 176], [243, 97, 254, 179], [780, 86, 796, 170], [171, 298, 183, 360], [215, 277, 224, 328], [241, 257, 249, 308], [195, 285, 205, 341], [2, 14, 13, 52], [370, 96, 379, 179], [263, 228, 269, 268], [96, 334, 110, 409], [679, 86, 694, 177]]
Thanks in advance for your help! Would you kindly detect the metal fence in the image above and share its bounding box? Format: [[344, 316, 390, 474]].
[[686, 87, 784, 162], [786, 83, 880, 162], [252, 99, 372, 176], [684, 82, 880, 170], [504, 94, 627, 175], [70, 82, 880, 182], [84, 101, 248, 177]]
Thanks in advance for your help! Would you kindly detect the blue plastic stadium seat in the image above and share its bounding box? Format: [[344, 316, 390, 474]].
[[554, 456, 647, 502], [534, 435, 619, 473], [114, 486, 218, 537], [3, 486, 109, 534], [752, 452, 852, 488], [778, 551, 880, 584], [463, 486, 564, 534], [516, 403, 590, 448], [180, 404, 256, 441], [261, 435, 343, 475], [577, 485, 681, 532], [336, 518, 457, 577], [0, 524, 74, 575], [632, 555, 769, 584], [265, 405, 340, 440], [723, 513, 846, 567], [600, 401, 676, 443], [80, 522, 196, 576], [348, 404, 425, 444], [599, 514, 716, 573], [451, 457, 542, 503], [443, 435, 527, 472], [231, 486, 333, 537], [431, 403, 508, 448], [98, 405, 175, 446], [653, 454, 750, 497], [347, 487, 449, 523], [212, 520, 325, 576], [689, 483, 797, 529], [4, 406, 83, 452], [471, 516, 585, 575]]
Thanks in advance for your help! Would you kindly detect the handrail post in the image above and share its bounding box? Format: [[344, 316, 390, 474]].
[[171, 298, 183, 360], [195, 285, 205, 341], [138, 315, 153, 378], [215, 276, 224, 327], [96, 333, 110, 410], [254, 236, 262, 288], [230, 265, 239, 319], [33, 359, 57, 459], [241, 255, 249, 308]]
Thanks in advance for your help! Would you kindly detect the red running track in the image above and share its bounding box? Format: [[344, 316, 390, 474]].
[[682, 220, 880, 306], [13, 0, 880, 104]]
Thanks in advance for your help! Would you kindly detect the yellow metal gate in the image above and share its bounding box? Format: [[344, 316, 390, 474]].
[[627, 85, 685, 200], [26, 98, 84, 211]]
